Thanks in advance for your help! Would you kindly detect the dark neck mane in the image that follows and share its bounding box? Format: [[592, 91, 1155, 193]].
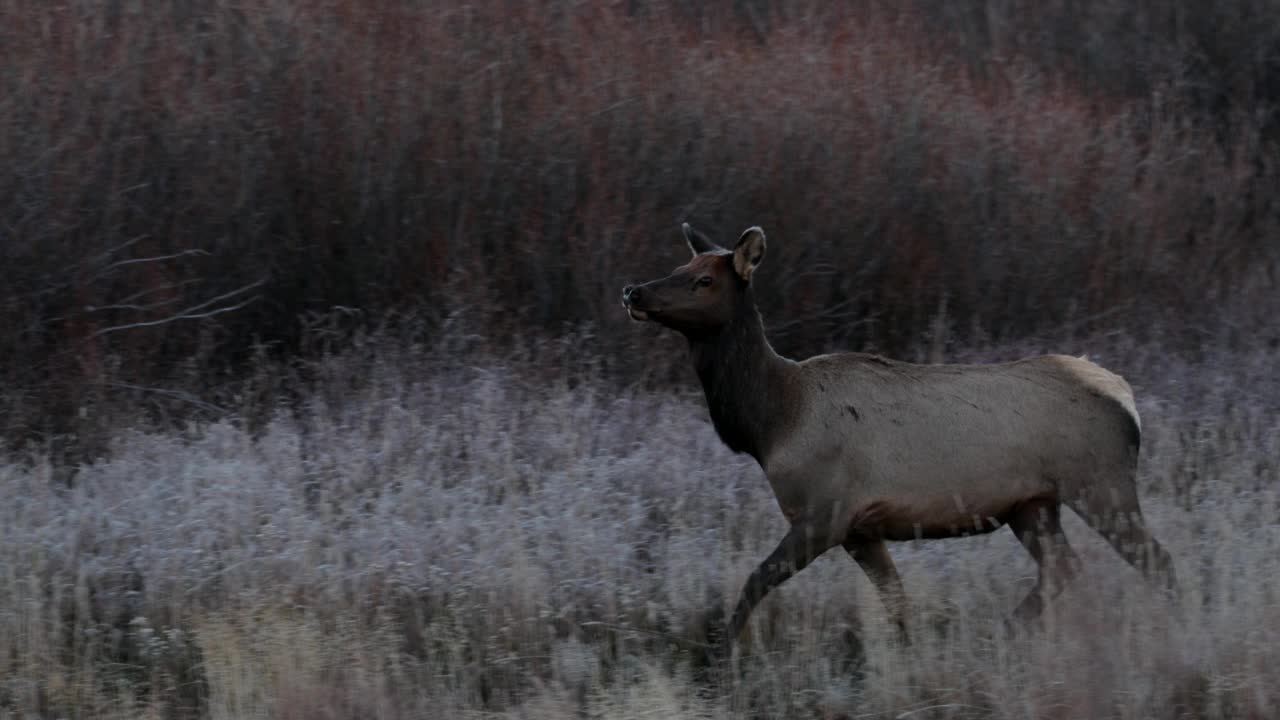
[[686, 293, 787, 460]]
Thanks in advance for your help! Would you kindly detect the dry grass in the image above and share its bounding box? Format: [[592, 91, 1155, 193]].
[[4, 2, 1280, 716], [1, 335, 1277, 719]]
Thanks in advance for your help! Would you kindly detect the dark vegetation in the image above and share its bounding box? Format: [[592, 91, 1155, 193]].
[[3, 0, 1278, 449]]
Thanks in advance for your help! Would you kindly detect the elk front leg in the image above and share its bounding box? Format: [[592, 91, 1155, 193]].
[[843, 538, 911, 644], [717, 521, 833, 658]]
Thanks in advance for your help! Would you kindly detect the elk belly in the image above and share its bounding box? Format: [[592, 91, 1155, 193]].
[[847, 496, 1019, 541]]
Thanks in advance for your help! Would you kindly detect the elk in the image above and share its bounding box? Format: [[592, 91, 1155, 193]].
[[621, 223, 1177, 656]]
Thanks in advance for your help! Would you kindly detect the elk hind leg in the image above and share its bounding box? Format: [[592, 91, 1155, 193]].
[[1007, 498, 1080, 622], [1068, 482, 1177, 595]]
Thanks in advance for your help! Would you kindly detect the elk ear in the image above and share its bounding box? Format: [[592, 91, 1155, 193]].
[[733, 226, 766, 282], [682, 223, 722, 256]]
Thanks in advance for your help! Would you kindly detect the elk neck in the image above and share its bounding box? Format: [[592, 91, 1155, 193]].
[[686, 290, 793, 461]]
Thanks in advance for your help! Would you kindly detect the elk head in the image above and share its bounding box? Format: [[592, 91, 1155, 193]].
[[621, 224, 766, 338]]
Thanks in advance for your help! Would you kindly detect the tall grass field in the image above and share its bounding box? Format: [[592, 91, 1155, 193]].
[[2, 336, 1278, 718], [2, 1, 1279, 718]]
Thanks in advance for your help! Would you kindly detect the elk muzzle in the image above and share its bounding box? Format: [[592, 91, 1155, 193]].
[[621, 284, 650, 321]]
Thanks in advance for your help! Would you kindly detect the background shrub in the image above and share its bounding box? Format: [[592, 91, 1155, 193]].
[[3, 0, 1278, 446]]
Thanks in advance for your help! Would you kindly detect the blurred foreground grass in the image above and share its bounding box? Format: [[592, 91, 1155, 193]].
[[1, 335, 1276, 719]]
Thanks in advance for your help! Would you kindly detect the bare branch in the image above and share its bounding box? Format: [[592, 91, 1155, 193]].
[[92, 248, 211, 280], [87, 278, 204, 311], [87, 298, 184, 313], [170, 278, 266, 316], [91, 279, 266, 338], [3, 234, 158, 305], [104, 381, 229, 416], [91, 299, 257, 337], [89, 234, 148, 265]]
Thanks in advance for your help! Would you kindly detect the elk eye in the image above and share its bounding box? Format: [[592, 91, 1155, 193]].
[[696, 276, 713, 287]]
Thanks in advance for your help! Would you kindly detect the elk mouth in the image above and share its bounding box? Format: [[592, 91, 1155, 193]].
[[622, 285, 658, 322], [622, 300, 652, 322]]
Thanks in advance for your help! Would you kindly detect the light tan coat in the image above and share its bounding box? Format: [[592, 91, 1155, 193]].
[[623, 224, 1175, 657], [765, 352, 1140, 540]]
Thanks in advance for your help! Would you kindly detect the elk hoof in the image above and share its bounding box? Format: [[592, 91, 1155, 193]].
[[692, 605, 731, 669]]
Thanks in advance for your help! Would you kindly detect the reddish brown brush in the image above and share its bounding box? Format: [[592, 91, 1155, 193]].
[[0, 0, 1275, 440]]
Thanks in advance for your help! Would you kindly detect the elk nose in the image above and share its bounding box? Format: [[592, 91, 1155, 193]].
[[623, 285, 640, 303]]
